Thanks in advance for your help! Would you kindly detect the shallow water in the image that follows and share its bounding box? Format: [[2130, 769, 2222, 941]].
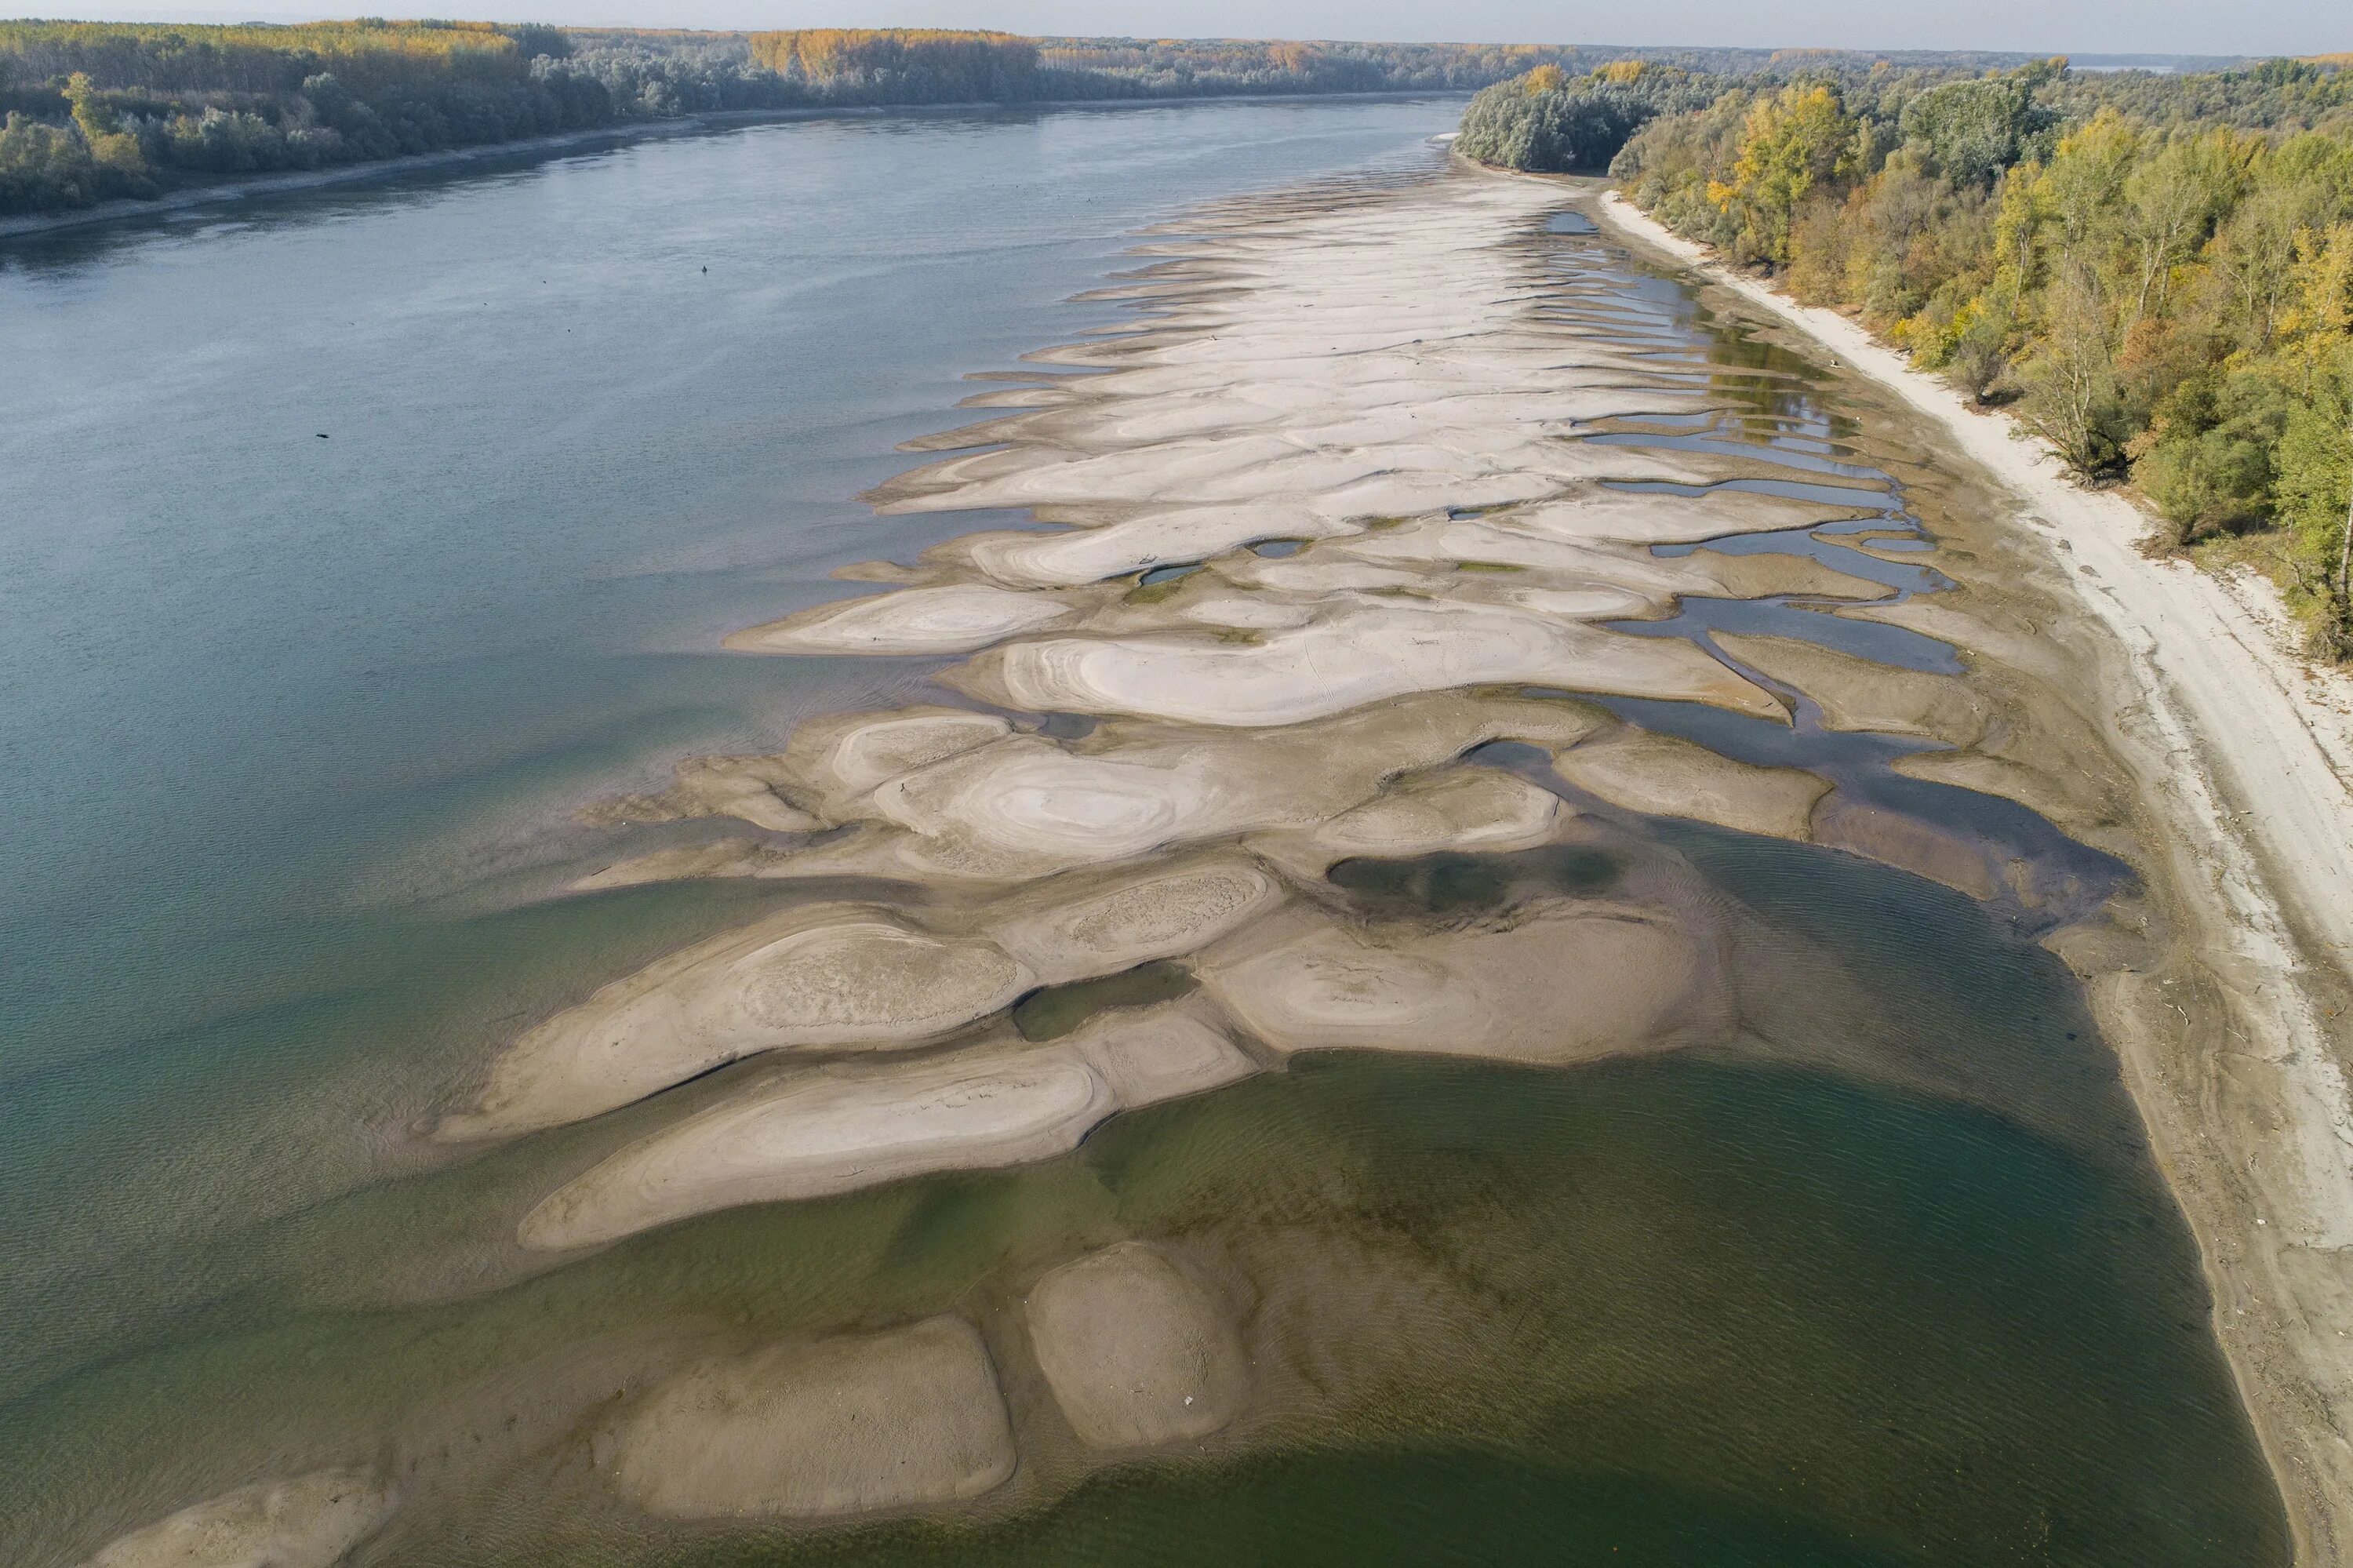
[[0, 103, 2288, 1565]]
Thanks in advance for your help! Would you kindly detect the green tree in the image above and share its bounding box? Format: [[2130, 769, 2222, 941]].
[[1898, 61, 2060, 187], [2272, 364, 2353, 652], [1711, 82, 1858, 264]]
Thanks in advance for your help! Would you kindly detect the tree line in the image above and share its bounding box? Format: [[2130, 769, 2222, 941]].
[[5, 23, 2123, 219], [0, 20, 610, 214], [1461, 56, 2353, 656]]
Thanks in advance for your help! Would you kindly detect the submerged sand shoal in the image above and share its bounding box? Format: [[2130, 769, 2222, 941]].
[[606, 1317, 1016, 1519]]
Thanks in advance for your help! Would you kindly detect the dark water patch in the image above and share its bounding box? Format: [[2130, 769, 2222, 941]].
[[1034, 712, 1099, 741], [1605, 475, 1904, 511], [1608, 596, 1964, 674], [1328, 842, 1624, 914], [1658, 821, 2137, 1122], [1249, 537, 1307, 557], [1656, 526, 1953, 596], [1583, 429, 1893, 485], [1570, 693, 2133, 922], [715, 1453, 1908, 1567], [1013, 961, 1198, 1042], [1545, 209, 1599, 234], [698, 1048, 2272, 1568], [1136, 562, 1203, 587]]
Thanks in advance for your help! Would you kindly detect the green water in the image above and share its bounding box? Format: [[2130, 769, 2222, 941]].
[[0, 100, 2288, 1566]]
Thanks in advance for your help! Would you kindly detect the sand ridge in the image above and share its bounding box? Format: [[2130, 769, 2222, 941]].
[[77, 1470, 395, 1568], [1198, 896, 1729, 1064], [520, 1003, 1257, 1250], [435, 904, 1038, 1140]]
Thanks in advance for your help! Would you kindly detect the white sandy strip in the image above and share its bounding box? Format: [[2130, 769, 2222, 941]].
[[975, 597, 1779, 728], [435, 907, 1036, 1141], [727, 584, 1076, 656], [521, 1008, 1256, 1250], [1591, 185, 2353, 1554]]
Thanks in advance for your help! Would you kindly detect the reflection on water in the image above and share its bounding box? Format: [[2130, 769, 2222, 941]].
[[0, 103, 2287, 1567]]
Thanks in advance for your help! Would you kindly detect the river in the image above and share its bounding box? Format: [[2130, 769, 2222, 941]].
[[0, 96, 2289, 1566]]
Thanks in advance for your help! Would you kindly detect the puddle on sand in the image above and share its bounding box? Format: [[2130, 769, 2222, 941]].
[[1013, 961, 1198, 1042]]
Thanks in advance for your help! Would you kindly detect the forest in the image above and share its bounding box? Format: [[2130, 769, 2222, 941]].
[[1462, 56, 2353, 654], [4, 22, 2101, 218], [0, 20, 609, 213]]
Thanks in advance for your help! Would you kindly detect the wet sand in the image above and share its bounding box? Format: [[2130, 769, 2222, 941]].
[[1595, 183, 2353, 1563]]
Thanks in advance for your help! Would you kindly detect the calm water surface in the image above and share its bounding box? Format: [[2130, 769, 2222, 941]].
[[0, 98, 2288, 1565]]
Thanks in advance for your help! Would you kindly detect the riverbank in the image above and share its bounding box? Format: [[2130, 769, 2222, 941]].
[[0, 90, 1468, 243], [1589, 180, 2353, 1564], [0, 109, 863, 242]]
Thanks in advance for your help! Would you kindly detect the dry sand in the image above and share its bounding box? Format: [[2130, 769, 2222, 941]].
[[599, 692, 1607, 890], [1246, 766, 1566, 876], [1198, 898, 1729, 1064], [986, 854, 1286, 984], [1711, 631, 1991, 744], [1595, 183, 2353, 1565], [962, 595, 1782, 727], [1549, 729, 1827, 841], [436, 905, 1036, 1140], [520, 1005, 1257, 1250], [1024, 1241, 1252, 1449], [605, 1316, 1015, 1519], [726, 584, 1078, 657]]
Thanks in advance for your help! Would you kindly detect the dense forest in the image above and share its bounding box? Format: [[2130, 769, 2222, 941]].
[[0, 20, 609, 213], [1462, 56, 2353, 654], [3, 21, 2128, 219], [1455, 61, 1729, 172]]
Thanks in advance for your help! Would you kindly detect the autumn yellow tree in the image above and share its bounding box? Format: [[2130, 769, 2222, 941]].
[[1708, 82, 1857, 264]]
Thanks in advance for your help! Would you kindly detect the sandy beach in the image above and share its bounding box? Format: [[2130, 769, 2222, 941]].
[[1592, 182, 2353, 1563]]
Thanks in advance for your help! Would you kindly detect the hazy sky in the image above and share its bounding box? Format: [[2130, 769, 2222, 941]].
[[50, 1, 2342, 60]]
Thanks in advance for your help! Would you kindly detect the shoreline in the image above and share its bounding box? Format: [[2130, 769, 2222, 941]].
[[1587, 181, 2353, 1563], [0, 89, 1468, 243]]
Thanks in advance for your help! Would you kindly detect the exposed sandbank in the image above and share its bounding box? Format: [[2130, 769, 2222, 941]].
[[520, 1004, 1256, 1250], [605, 1316, 1015, 1519], [1025, 1241, 1252, 1449], [1548, 729, 1827, 841], [1199, 897, 1727, 1063]]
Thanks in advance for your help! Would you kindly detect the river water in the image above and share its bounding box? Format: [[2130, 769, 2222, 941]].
[[0, 97, 2288, 1565]]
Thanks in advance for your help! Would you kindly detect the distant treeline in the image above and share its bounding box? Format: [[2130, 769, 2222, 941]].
[[0, 20, 608, 213], [1460, 56, 2353, 653], [2, 22, 2158, 218], [1455, 61, 1729, 172]]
